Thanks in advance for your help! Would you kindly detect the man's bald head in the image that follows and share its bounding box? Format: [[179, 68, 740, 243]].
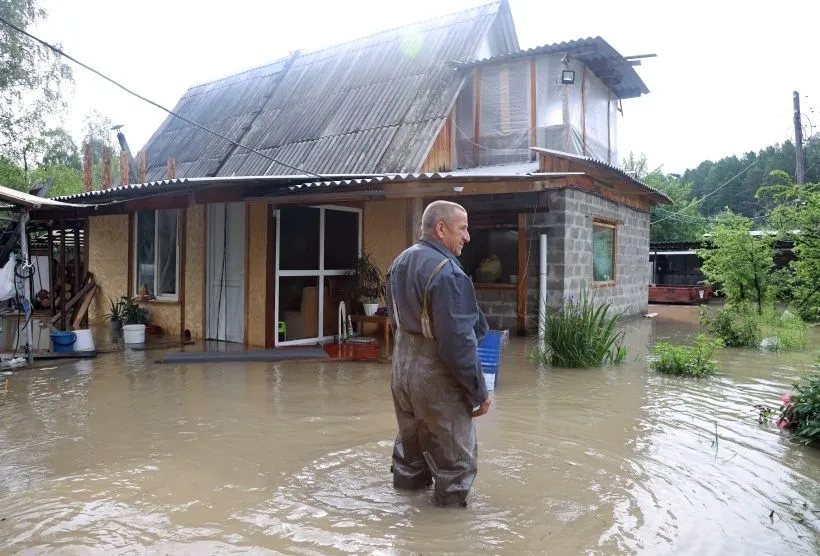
[[422, 200, 470, 256], [422, 201, 467, 234]]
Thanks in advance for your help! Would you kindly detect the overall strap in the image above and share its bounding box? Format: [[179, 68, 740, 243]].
[[421, 258, 449, 340]]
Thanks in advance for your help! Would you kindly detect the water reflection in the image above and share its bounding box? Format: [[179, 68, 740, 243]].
[[0, 306, 818, 554]]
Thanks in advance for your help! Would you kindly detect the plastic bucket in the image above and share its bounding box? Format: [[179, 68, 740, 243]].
[[122, 324, 146, 344], [74, 329, 95, 352], [50, 331, 76, 353]]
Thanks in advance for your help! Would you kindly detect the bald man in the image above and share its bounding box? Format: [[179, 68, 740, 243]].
[[385, 200, 491, 507]]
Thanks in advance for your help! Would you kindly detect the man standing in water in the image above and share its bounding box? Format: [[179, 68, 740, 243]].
[[386, 200, 492, 507]]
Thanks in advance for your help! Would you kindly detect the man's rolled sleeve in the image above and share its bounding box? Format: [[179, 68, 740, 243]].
[[430, 269, 488, 408]]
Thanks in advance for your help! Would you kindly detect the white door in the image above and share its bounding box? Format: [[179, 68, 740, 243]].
[[207, 202, 246, 343]]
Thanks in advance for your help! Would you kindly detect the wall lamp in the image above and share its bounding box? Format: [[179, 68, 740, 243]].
[[452, 186, 464, 192], [561, 70, 575, 85]]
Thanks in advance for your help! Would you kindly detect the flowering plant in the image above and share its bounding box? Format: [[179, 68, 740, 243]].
[[777, 373, 820, 444]]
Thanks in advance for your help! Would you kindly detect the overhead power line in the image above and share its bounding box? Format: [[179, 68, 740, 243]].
[[650, 160, 758, 225], [0, 15, 323, 179]]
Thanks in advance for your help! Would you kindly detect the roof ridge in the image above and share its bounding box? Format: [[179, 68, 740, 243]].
[[296, 1, 501, 59], [182, 2, 500, 95]]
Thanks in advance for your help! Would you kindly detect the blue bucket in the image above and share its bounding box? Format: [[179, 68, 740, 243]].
[[478, 331, 504, 390], [50, 331, 77, 353]]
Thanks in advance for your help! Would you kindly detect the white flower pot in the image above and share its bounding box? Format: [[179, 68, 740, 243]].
[[123, 324, 146, 344], [363, 303, 378, 316]]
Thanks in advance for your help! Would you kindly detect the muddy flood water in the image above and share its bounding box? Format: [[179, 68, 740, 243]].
[[1, 306, 819, 554]]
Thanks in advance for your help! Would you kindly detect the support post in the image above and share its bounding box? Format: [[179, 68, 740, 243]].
[[59, 217, 66, 331], [83, 143, 93, 192], [538, 233, 547, 342], [102, 147, 112, 189], [794, 91, 805, 185], [137, 151, 147, 184], [19, 212, 34, 365], [120, 152, 130, 186], [167, 158, 176, 179]]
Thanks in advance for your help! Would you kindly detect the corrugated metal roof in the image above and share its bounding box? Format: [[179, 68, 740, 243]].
[[136, 2, 516, 182], [531, 147, 671, 203], [453, 36, 649, 99], [0, 184, 90, 209]]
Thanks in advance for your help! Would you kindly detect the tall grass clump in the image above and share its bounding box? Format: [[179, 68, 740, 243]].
[[649, 334, 723, 377], [534, 290, 626, 368]]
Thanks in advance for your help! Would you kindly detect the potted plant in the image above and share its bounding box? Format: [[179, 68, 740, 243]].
[[347, 251, 385, 316], [119, 295, 150, 344], [105, 296, 124, 333]]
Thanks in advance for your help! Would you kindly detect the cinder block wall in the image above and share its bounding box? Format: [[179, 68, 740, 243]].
[[526, 188, 649, 331]]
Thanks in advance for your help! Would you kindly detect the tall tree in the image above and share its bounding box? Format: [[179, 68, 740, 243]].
[[623, 152, 706, 242], [697, 210, 775, 314], [0, 0, 73, 174]]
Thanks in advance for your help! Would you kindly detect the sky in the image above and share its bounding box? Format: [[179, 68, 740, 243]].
[[32, 0, 820, 174]]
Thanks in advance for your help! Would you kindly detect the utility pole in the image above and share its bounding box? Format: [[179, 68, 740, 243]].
[[794, 90, 805, 184]]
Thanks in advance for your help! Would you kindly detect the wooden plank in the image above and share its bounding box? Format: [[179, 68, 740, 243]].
[[201, 204, 208, 341], [517, 212, 528, 336], [120, 152, 129, 185], [265, 204, 276, 348], [581, 67, 587, 154], [71, 284, 97, 329], [59, 218, 66, 330], [243, 203, 251, 347], [530, 59, 537, 155], [47, 226, 54, 317], [167, 158, 176, 179], [50, 274, 95, 326], [472, 67, 481, 167], [137, 151, 147, 184], [178, 207, 187, 339], [102, 147, 111, 189], [83, 143, 92, 192], [127, 213, 134, 297]]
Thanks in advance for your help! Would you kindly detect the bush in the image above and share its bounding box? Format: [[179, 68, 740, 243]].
[[778, 373, 820, 445], [701, 303, 760, 347], [701, 304, 808, 351], [534, 290, 626, 368], [649, 334, 723, 377]]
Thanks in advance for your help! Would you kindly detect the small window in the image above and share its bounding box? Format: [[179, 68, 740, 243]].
[[592, 221, 616, 283], [134, 209, 180, 300]]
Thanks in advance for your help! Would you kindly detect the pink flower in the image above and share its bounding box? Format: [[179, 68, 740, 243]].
[[777, 418, 791, 430], [783, 394, 792, 407]]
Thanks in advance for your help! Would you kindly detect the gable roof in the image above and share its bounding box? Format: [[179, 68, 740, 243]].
[[139, 1, 518, 182]]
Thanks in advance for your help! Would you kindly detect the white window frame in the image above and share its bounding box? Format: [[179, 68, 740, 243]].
[[133, 209, 181, 302], [274, 205, 362, 346]]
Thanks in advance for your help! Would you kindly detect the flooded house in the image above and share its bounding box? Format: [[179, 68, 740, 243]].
[[30, 0, 669, 349]]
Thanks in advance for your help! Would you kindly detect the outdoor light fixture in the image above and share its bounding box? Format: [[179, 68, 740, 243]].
[[561, 70, 575, 85], [452, 185, 464, 192]]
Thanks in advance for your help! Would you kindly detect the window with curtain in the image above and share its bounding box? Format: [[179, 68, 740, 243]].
[[135, 209, 180, 300], [592, 221, 616, 283]]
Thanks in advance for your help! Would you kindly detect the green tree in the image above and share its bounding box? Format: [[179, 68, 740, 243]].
[[0, 155, 26, 191], [81, 110, 117, 188], [38, 127, 81, 169], [697, 210, 775, 314], [763, 178, 820, 321], [0, 0, 73, 172], [623, 152, 706, 242], [30, 164, 83, 198]]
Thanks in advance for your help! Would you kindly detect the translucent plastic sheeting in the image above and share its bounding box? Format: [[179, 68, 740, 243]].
[[476, 60, 531, 166], [455, 74, 476, 168], [535, 53, 620, 165]]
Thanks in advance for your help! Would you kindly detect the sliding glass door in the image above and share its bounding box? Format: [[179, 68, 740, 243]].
[[274, 205, 361, 346]]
